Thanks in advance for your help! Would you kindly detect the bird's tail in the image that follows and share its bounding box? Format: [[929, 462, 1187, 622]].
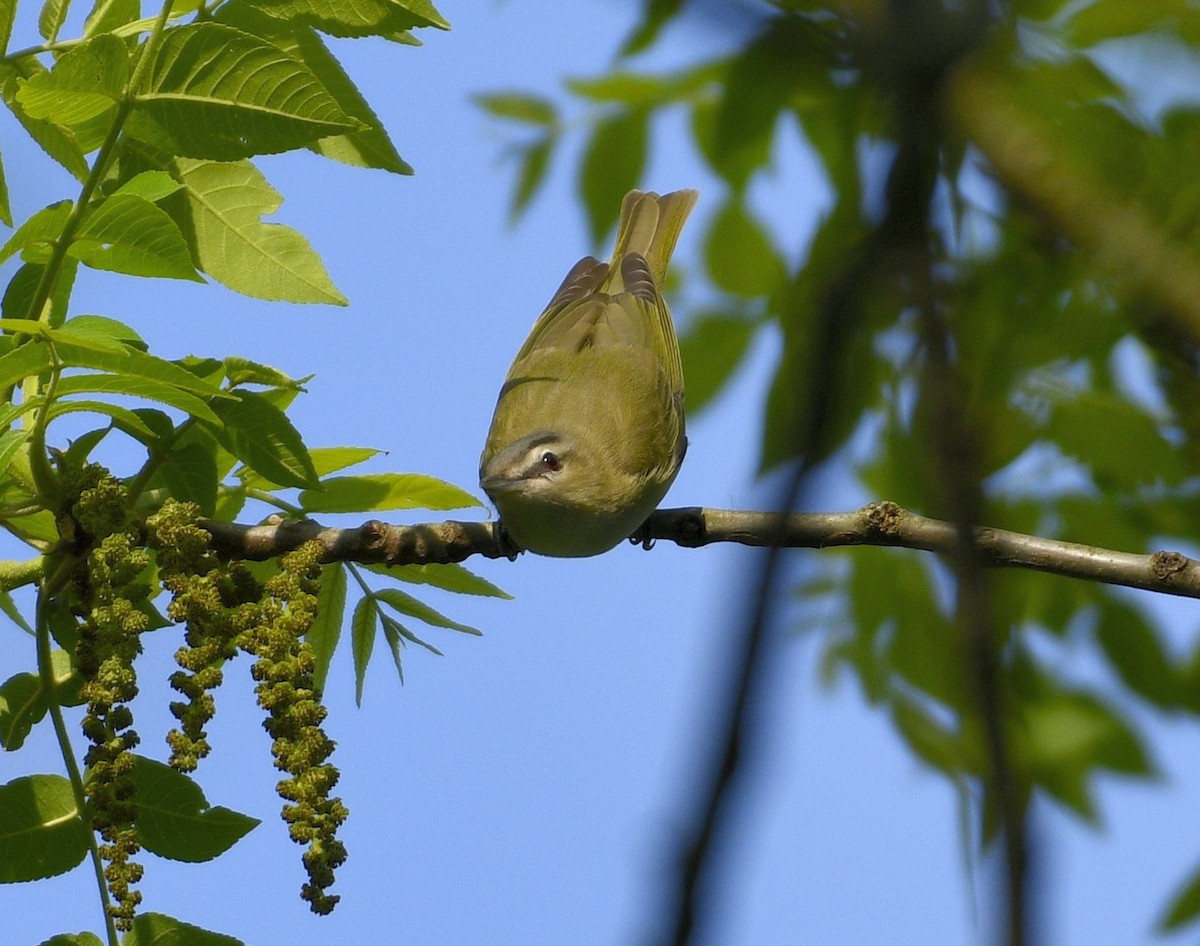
[[610, 189, 699, 287]]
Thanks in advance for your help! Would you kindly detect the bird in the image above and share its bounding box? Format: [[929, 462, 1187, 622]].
[[479, 188, 698, 557]]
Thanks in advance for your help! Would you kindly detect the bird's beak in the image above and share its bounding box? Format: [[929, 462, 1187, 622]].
[[480, 470, 525, 494]]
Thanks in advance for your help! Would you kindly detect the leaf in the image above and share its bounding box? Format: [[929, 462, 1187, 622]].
[[0, 339, 53, 391], [0, 672, 42, 750], [373, 587, 481, 636], [510, 134, 554, 222], [240, 0, 449, 38], [70, 194, 201, 281], [579, 108, 648, 243], [383, 612, 442, 664], [54, 373, 221, 425], [368, 561, 511, 599], [125, 912, 247, 946], [156, 439, 219, 514], [0, 201, 72, 267], [704, 199, 787, 297], [1068, 0, 1198, 46], [16, 34, 127, 125], [222, 355, 303, 389], [0, 63, 89, 181], [36, 932, 105, 946], [216, 2, 412, 173], [168, 157, 347, 304], [351, 593, 376, 705], [378, 614, 407, 684], [58, 314, 147, 350], [474, 91, 557, 126], [309, 561, 346, 693], [38, 0, 72, 42], [1160, 862, 1200, 932], [0, 774, 88, 881], [678, 311, 757, 413], [1, 260, 77, 325], [0, 427, 28, 476], [1094, 596, 1179, 709], [126, 22, 359, 160], [84, 0, 140, 37], [54, 340, 228, 398], [0, 146, 10, 227], [300, 472, 480, 513], [211, 389, 319, 489], [0, 0, 13, 54], [129, 756, 259, 862]]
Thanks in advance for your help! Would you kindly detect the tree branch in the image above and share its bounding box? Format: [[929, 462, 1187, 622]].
[[197, 501, 1200, 598]]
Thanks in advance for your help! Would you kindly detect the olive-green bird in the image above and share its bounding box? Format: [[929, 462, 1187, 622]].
[[479, 188, 698, 557]]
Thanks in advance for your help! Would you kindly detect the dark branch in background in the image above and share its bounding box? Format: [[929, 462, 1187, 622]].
[[195, 504, 1200, 599]]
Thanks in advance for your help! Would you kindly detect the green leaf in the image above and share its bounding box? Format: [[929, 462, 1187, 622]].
[[216, 2, 412, 173], [1, 260, 77, 326], [679, 312, 756, 413], [126, 22, 359, 161], [1094, 596, 1179, 709], [36, 932, 105, 946], [309, 561, 346, 693], [156, 439, 219, 514], [510, 134, 555, 222], [211, 389, 319, 489], [474, 91, 557, 126], [300, 472, 480, 513], [383, 612, 442, 658], [0, 64, 89, 181], [351, 593, 376, 706], [38, 0, 72, 42], [58, 314, 147, 350], [0, 201, 72, 267], [373, 587, 481, 636], [0, 340, 53, 391], [84, 0, 140, 37], [222, 355, 303, 389], [168, 157, 347, 304], [0, 146, 10, 227], [114, 170, 182, 203], [16, 34, 127, 125], [240, 0, 450, 38], [0, 671, 42, 750], [0, 774, 88, 881], [48, 400, 157, 440], [1160, 862, 1200, 932], [0, 0, 14, 54], [70, 194, 201, 281], [579, 108, 648, 244], [368, 561, 511, 599], [378, 614, 408, 684], [54, 340, 228, 398], [1068, 0, 1198, 46], [0, 427, 28, 476], [54, 373, 221, 425], [129, 756, 259, 862], [125, 912, 247, 946], [704, 199, 787, 297]]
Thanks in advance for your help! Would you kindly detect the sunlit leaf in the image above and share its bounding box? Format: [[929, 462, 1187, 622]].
[[0, 775, 88, 881], [300, 473, 481, 513]]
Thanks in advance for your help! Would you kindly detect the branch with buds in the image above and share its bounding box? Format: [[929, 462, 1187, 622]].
[[197, 500, 1200, 600]]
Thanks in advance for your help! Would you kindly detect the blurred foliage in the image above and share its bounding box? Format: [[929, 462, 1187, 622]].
[[481, 0, 1200, 934]]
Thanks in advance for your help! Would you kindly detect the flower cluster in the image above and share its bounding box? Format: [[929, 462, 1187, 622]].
[[240, 541, 348, 914], [147, 502, 259, 772], [71, 470, 150, 930]]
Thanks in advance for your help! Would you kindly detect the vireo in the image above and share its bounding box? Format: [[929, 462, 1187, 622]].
[[479, 188, 698, 557]]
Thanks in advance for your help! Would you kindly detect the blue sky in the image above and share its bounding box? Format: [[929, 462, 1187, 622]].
[[5, 2, 1200, 945]]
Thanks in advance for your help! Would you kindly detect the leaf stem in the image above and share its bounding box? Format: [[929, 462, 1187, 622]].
[[36, 568, 119, 946]]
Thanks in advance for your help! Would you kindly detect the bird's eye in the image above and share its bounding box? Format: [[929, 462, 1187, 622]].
[[539, 451, 561, 472]]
